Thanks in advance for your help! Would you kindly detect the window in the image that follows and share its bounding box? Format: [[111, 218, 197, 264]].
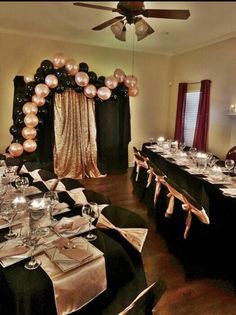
[[184, 91, 200, 146]]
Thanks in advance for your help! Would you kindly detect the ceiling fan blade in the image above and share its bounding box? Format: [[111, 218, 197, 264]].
[[92, 16, 124, 31], [73, 2, 115, 12], [142, 9, 190, 20]]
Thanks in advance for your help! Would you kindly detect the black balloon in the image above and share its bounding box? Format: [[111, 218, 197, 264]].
[[26, 81, 37, 93], [41, 60, 54, 74], [15, 116, 25, 127], [88, 71, 97, 84], [55, 67, 68, 78], [36, 67, 44, 75], [9, 125, 20, 136], [14, 94, 25, 106], [74, 85, 83, 93], [79, 62, 89, 73], [14, 107, 24, 117], [34, 72, 45, 83], [55, 84, 65, 94]]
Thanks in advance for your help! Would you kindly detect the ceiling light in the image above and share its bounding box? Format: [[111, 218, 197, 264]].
[[134, 18, 154, 41], [111, 21, 126, 41]]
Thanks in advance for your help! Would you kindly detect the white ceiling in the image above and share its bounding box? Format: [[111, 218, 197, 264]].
[[1, 1, 236, 55]]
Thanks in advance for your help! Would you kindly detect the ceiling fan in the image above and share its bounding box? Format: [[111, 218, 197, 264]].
[[73, 2, 190, 40]]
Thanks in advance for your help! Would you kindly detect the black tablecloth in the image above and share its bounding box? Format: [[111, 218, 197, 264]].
[[0, 204, 148, 315], [138, 144, 236, 280]]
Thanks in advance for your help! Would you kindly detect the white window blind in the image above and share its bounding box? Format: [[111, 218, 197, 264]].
[[184, 91, 200, 146]]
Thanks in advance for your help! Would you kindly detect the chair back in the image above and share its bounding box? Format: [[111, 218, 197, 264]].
[[118, 280, 166, 315]]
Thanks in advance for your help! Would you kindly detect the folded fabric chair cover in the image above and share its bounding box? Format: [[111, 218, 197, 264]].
[[97, 206, 148, 253], [164, 178, 185, 218], [181, 190, 210, 239], [118, 280, 166, 315]]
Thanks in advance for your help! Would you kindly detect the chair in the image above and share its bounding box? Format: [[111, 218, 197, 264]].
[[118, 280, 166, 315], [226, 146, 236, 164]]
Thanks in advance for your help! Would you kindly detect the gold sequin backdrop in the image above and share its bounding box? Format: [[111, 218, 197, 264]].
[[53, 90, 102, 179]]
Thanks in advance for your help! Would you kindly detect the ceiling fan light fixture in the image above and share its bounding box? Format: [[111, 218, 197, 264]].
[[111, 21, 126, 41], [135, 19, 148, 36]]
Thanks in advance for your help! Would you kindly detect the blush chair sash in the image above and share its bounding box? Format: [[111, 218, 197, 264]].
[[165, 182, 184, 218], [96, 214, 148, 253], [154, 174, 166, 206], [181, 195, 210, 239]]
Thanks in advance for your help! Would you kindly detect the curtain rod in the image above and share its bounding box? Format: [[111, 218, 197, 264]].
[[187, 81, 201, 84]]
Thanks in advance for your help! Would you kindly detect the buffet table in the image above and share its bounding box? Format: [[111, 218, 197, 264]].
[[139, 143, 236, 280]]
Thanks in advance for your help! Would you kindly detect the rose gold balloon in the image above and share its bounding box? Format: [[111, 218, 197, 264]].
[[128, 86, 139, 97], [113, 68, 125, 83], [53, 52, 66, 69], [35, 83, 50, 97], [21, 127, 37, 140], [23, 139, 37, 153], [24, 113, 39, 128], [45, 74, 58, 88], [97, 86, 112, 100], [84, 84, 97, 99], [105, 76, 118, 89], [22, 102, 38, 115], [32, 94, 45, 107], [24, 75, 34, 84], [75, 72, 89, 87], [65, 59, 79, 76], [9, 143, 23, 157], [124, 75, 138, 88]]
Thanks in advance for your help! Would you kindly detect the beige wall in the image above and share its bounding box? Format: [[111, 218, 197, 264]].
[[0, 32, 171, 164], [169, 37, 236, 160]]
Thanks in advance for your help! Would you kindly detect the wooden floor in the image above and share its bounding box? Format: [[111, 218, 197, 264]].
[[81, 168, 236, 315]]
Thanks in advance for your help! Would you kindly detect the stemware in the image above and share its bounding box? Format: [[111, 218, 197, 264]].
[[43, 191, 59, 225], [15, 176, 29, 194], [179, 142, 186, 152], [81, 202, 98, 241], [20, 227, 41, 270], [0, 180, 8, 204], [225, 159, 235, 176], [149, 137, 154, 146], [1, 202, 18, 239]]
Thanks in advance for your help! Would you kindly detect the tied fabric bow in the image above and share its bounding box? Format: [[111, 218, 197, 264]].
[[96, 214, 148, 253], [181, 195, 210, 239], [153, 175, 166, 206], [165, 182, 184, 218], [134, 154, 149, 182]]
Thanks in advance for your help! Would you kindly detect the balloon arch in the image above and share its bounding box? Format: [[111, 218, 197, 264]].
[[8, 52, 139, 158]]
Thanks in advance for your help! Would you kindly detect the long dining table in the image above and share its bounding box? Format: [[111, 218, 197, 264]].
[[0, 188, 148, 315], [139, 143, 236, 281]]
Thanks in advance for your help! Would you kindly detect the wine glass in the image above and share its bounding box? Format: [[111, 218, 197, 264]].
[[15, 176, 29, 194], [0, 180, 8, 204], [81, 202, 98, 241], [179, 142, 186, 152], [20, 227, 41, 270], [43, 191, 59, 225], [225, 159, 235, 176], [149, 137, 154, 146], [1, 201, 18, 239]]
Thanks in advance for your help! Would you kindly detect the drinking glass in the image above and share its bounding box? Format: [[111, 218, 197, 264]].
[[0, 180, 8, 204], [15, 176, 29, 194], [225, 159, 235, 176], [43, 191, 59, 225], [81, 202, 98, 241], [20, 227, 41, 270], [149, 137, 154, 146], [179, 142, 186, 152], [1, 202, 18, 239]]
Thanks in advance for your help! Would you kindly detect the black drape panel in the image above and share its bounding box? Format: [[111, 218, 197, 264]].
[[13, 76, 54, 168], [95, 91, 131, 174]]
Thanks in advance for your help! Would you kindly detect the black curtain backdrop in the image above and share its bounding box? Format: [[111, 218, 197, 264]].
[[12, 76, 131, 175]]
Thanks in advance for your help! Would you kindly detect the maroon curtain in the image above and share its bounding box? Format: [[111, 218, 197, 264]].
[[192, 80, 211, 151], [174, 83, 187, 142]]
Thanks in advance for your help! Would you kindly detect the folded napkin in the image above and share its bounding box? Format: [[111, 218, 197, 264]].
[[53, 202, 70, 215], [52, 237, 75, 250], [0, 218, 6, 226], [0, 245, 28, 259], [96, 214, 148, 252], [54, 216, 87, 234], [60, 247, 93, 263], [25, 186, 42, 196], [220, 188, 236, 197]]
